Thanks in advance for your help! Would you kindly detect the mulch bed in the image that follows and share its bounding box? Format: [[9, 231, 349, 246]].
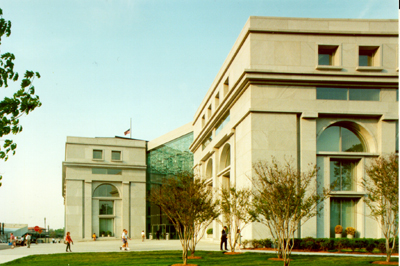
[[371, 262, 398, 265], [171, 264, 197, 266], [268, 258, 292, 261], [223, 252, 242, 255], [187, 256, 202, 259], [246, 247, 399, 256]]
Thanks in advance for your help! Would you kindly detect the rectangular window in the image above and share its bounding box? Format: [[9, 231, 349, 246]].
[[93, 150, 103, 160], [330, 198, 356, 237], [92, 168, 122, 175], [215, 112, 230, 135], [99, 218, 114, 237], [202, 133, 212, 150], [215, 93, 220, 109], [223, 77, 229, 97], [318, 45, 338, 66], [111, 151, 121, 161], [99, 200, 113, 215], [201, 115, 205, 128], [330, 160, 357, 191], [317, 87, 380, 101], [207, 105, 212, 119], [359, 46, 379, 66], [349, 88, 380, 101]]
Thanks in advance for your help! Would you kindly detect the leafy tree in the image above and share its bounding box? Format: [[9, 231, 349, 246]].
[[363, 154, 398, 263], [0, 8, 42, 186], [251, 157, 329, 266], [219, 187, 255, 252], [149, 171, 219, 265]]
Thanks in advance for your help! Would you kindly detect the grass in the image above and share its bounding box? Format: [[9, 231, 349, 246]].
[[2, 251, 398, 266]]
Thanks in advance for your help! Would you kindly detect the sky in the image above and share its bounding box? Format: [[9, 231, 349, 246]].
[[0, 0, 398, 230]]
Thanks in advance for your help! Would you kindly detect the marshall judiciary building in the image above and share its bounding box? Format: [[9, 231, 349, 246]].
[[62, 17, 398, 241]]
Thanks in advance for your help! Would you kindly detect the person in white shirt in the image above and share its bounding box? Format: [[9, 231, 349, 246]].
[[26, 234, 31, 248], [141, 230, 145, 242]]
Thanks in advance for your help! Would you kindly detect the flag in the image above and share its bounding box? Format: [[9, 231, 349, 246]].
[[124, 129, 130, 136]]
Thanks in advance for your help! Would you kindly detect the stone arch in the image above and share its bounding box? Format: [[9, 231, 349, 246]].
[[317, 120, 377, 153], [219, 143, 231, 171]]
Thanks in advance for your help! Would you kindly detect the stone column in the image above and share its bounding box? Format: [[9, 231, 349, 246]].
[[84, 180, 92, 240], [122, 181, 130, 236], [300, 113, 317, 238]]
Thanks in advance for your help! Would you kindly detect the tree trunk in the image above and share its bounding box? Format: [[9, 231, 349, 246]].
[[386, 237, 392, 263]]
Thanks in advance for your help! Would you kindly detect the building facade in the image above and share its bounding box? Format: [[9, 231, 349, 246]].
[[63, 17, 398, 242], [189, 17, 398, 241]]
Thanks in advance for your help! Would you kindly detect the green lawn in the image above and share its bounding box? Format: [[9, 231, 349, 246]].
[[2, 251, 398, 266]]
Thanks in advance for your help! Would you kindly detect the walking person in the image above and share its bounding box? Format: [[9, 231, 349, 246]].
[[236, 229, 242, 250], [26, 234, 31, 248], [120, 229, 129, 251], [220, 226, 228, 251], [10, 233, 15, 249], [65, 232, 73, 252], [141, 230, 145, 242]]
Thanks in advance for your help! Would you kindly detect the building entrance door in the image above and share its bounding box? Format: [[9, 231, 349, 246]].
[[152, 224, 166, 239]]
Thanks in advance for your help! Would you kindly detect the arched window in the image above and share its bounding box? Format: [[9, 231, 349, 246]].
[[317, 126, 365, 152], [93, 184, 119, 197], [220, 144, 231, 171], [205, 159, 213, 179]]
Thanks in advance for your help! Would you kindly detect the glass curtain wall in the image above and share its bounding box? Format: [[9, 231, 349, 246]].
[[146, 132, 194, 239]]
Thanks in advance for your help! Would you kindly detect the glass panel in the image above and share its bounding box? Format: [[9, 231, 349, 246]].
[[93, 150, 102, 159], [215, 113, 230, 135], [359, 55, 370, 66], [112, 151, 121, 161], [341, 200, 356, 234], [317, 87, 347, 100], [330, 199, 341, 237], [225, 146, 231, 167], [330, 160, 341, 191], [99, 218, 113, 236], [317, 126, 340, 152], [92, 168, 107, 174], [318, 54, 331, 65], [93, 184, 120, 197], [202, 134, 212, 150], [107, 169, 122, 175], [349, 89, 380, 101], [341, 161, 355, 191], [342, 128, 364, 152], [99, 200, 113, 215]]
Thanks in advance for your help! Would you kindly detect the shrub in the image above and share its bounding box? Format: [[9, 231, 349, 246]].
[[366, 240, 375, 253], [377, 239, 386, 253], [301, 237, 316, 251], [251, 240, 262, 248], [335, 225, 343, 234], [335, 238, 350, 250], [260, 238, 273, 248], [206, 228, 213, 235], [242, 240, 249, 249], [320, 239, 334, 251], [348, 239, 357, 252], [345, 227, 356, 236]]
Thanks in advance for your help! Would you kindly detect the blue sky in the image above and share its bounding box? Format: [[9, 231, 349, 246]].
[[0, 0, 397, 229]]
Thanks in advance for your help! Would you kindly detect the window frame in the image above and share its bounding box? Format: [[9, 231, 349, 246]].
[[356, 45, 383, 72], [316, 87, 380, 102], [111, 150, 122, 162], [93, 149, 104, 161], [316, 44, 342, 70]]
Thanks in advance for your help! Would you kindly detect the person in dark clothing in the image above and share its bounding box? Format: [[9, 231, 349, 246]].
[[220, 226, 228, 251]]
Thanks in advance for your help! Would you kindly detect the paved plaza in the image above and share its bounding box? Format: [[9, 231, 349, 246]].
[[0, 239, 397, 265]]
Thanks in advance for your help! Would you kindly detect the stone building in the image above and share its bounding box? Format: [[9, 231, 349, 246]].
[[189, 16, 398, 240]]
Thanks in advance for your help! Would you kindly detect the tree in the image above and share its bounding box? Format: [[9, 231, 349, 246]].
[[149, 171, 219, 265], [219, 187, 254, 253], [363, 154, 398, 263], [251, 157, 328, 266], [0, 8, 42, 186]]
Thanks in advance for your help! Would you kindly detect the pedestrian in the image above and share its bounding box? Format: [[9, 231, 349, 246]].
[[10, 233, 15, 249], [26, 234, 31, 248], [65, 232, 73, 252], [220, 226, 228, 251], [141, 230, 145, 242], [21, 235, 25, 246], [120, 229, 129, 251], [236, 229, 242, 250]]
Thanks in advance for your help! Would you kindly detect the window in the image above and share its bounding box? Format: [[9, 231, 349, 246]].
[[318, 45, 338, 66], [359, 46, 379, 66], [330, 160, 357, 191], [111, 151, 121, 161], [202, 133, 212, 150], [317, 126, 364, 152], [330, 198, 357, 237], [207, 105, 212, 119], [215, 112, 230, 135], [201, 115, 205, 128], [223, 78, 229, 97], [93, 150, 103, 160], [317, 87, 380, 101], [92, 168, 122, 175], [99, 200, 113, 215], [215, 93, 220, 109], [99, 218, 114, 237], [93, 184, 119, 197]]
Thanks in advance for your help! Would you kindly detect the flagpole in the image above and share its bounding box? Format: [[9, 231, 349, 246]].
[[130, 118, 132, 139]]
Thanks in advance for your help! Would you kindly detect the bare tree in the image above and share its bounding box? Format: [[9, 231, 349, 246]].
[[149, 171, 218, 265], [219, 187, 254, 252], [363, 154, 398, 263], [252, 157, 328, 266]]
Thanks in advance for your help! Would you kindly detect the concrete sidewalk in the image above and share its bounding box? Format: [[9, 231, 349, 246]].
[[0, 239, 397, 265]]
